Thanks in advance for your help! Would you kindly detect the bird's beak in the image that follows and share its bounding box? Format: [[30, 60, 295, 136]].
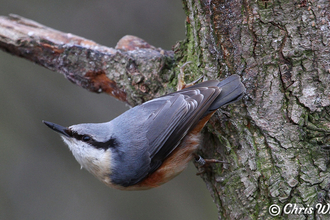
[[43, 120, 71, 137]]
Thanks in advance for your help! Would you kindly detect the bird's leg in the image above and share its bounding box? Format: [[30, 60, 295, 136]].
[[177, 61, 203, 91], [194, 154, 228, 175]]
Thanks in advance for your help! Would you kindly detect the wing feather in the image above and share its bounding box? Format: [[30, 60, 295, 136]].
[[141, 85, 221, 175]]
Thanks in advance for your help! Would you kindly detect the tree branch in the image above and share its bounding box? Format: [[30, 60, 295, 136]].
[[0, 14, 176, 106]]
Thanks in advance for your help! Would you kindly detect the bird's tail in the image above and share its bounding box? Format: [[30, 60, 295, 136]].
[[207, 74, 245, 112]]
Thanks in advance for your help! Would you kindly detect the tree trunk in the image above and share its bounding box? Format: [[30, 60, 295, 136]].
[[1, 0, 330, 219], [180, 0, 330, 219]]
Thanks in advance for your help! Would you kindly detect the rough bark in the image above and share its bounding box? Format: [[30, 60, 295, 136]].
[[1, 0, 330, 218], [180, 0, 330, 219]]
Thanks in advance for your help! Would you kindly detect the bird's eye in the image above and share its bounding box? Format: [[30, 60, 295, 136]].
[[82, 135, 91, 142]]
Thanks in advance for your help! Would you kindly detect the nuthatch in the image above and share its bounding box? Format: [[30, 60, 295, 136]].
[[43, 74, 245, 190]]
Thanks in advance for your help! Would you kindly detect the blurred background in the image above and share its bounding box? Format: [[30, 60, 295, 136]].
[[0, 0, 218, 220]]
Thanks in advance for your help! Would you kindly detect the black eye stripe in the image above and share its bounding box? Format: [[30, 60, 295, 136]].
[[91, 138, 118, 150], [71, 131, 92, 142], [70, 130, 117, 150]]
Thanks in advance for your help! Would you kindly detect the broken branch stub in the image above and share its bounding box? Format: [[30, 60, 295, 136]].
[[0, 14, 176, 106]]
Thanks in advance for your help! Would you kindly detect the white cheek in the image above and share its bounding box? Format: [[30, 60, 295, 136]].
[[61, 137, 87, 166], [61, 136, 113, 180]]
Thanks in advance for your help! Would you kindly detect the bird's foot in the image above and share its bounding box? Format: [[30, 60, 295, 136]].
[[194, 154, 228, 175]]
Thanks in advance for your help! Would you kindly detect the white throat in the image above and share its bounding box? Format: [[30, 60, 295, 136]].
[[61, 136, 113, 181]]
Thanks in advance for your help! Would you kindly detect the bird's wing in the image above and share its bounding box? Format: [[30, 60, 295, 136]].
[[142, 82, 221, 175]]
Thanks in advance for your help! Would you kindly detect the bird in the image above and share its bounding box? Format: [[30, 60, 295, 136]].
[[43, 74, 245, 190]]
